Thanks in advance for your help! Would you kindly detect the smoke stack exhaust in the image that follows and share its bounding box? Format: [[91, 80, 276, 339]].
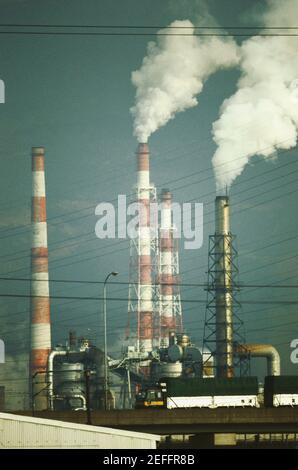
[[30, 146, 51, 410], [214, 195, 233, 378], [136, 143, 153, 356]]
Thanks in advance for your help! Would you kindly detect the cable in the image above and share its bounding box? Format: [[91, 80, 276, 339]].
[[0, 30, 298, 37], [0, 133, 295, 289], [0, 134, 294, 240], [1, 24, 298, 30], [44, 180, 298, 274], [1, 276, 298, 289]]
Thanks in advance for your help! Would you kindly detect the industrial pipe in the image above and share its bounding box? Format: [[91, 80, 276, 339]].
[[47, 350, 67, 410], [236, 343, 281, 376], [52, 394, 87, 410]]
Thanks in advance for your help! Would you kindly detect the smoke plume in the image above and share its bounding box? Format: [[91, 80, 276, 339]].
[[131, 20, 239, 143], [212, 0, 298, 191]]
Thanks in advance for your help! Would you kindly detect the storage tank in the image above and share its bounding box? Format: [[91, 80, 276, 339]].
[[151, 361, 183, 380], [54, 363, 86, 410]]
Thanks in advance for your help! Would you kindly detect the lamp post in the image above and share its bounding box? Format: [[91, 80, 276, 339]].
[[103, 271, 118, 410]]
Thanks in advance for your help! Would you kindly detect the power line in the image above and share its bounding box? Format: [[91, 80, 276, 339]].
[[0, 292, 297, 304], [1, 24, 298, 30], [0, 135, 294, 243], [0, 276, 298, 289], [45, 182, 298, 274], [0, 29, 297, 37]]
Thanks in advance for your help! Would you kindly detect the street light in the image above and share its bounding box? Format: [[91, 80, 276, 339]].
[[103, 271, 119, 410]]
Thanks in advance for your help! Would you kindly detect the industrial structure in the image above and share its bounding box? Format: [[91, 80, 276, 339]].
[[47, 334, 106, 411], [30, 146, 52, 411], [127, 143, 156, 362], [202, 195, 281, 380], [158, 189, 183, 348], [202, 195, 247, 378], [25, 142, 284, 415], [0, 412, 160, 449], [127, 144, 183, 362]]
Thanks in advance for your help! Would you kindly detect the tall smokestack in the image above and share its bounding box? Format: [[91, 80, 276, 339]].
[[214, 195, 233, 378], [159, 189, 176, 347], [136, 143, 153, 356], [30, 146, 51, 410]]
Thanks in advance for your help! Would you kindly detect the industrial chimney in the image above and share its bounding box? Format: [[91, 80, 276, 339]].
[[136, 143, 153, 356], [30, 146, 51, 410], [159, 189, 183, 347], [214, 195, 234, 378]]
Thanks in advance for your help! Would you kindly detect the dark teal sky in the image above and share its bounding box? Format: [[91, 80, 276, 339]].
[[0, 0, 297, 407]]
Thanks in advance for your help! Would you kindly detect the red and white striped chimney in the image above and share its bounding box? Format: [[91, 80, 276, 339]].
[[136, 143, 153, 356], [30, 146, 51, 410], [160, 189, 176, 347]]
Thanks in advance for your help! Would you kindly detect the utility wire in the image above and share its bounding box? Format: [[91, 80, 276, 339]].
[[0, 30, 298, 37], [0, 134, 294, 249], [0, 276, 298, 289], [0, 292, 297, 304], [1, 24, 298, 30]]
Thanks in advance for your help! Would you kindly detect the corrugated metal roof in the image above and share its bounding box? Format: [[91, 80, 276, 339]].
[[0, 412, 160, 449]]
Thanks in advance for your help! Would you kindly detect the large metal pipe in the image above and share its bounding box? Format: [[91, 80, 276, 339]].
[[236, 343, 281, 376], [136, 143, 153, 356], [159, 189, 176, 347], [215, 196, 233, 378], [47, 350, 67, 411], [30, 146, 51, 410]]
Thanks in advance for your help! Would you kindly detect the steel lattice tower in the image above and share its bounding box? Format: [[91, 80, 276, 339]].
[[202, 196, 250, 378], [127, 143, 159, 359]]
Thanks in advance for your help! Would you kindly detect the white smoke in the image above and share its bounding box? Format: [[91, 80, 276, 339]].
[[212, 0, 298, 191], [131, 20, 240, 143]]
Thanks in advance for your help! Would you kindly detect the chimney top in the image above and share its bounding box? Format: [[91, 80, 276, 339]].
[[32, 147, 45, 156], [137, 142, 149, 154]]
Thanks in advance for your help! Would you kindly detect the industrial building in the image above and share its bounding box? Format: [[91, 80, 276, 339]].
[[0, 412, 160, 449], [1, 141, 297, 449], [25, 143, 285, 412]]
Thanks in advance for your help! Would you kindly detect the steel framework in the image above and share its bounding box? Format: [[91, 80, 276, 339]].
[[127, 185, 159, 352], [202, 233, 250, 377]]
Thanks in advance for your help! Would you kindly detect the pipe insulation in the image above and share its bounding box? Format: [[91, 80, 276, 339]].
[[236, 343, 281, 376]]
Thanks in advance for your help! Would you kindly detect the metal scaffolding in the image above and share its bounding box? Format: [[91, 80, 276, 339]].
[[126, 185, 159, 353]]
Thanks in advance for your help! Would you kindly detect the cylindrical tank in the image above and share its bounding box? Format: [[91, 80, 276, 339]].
[[176, 334, 190, 349], [54, 363, 84, 388], [54, 363, 85, 409], [160, 362, 182, 378], [184, 346, 202, 363], [155, 361, 183, 380], [167, 344, 183, 362]]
